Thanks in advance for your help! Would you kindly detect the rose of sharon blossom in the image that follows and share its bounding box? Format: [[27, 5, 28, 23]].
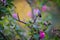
[[1, 0, 6, 3], [1, 0, 3, 2], [42, 5, 47, 12], [33, 8, 41, 16], [12, 13, 18, 19], [1, 0, 6, 6], [27, 11, 32, 18], [1, 0, 4, 2], [39, 31, 45, 39]]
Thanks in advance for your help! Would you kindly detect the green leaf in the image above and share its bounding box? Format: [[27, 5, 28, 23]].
[[0, 25, 4, 30], [33, 34, 39, 40]]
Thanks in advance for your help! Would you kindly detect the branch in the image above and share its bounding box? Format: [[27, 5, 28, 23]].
[[9, 13, 32, 29], [9, 13, 27, 24], [17, 13, 27, 24], [17, 20, 27, 24]]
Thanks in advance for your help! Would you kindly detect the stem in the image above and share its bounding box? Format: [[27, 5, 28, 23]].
[[26, 1, 38, 40], [33, 16, 37, 23]]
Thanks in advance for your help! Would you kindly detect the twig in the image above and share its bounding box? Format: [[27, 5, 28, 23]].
[[17, 13, 27, 24], [17, 20, 27, 24], [17, 13, 20, 21]]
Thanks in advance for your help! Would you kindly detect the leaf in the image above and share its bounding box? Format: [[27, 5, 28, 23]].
[[0, 25, 4, 30], [33, 34, 39, 40]]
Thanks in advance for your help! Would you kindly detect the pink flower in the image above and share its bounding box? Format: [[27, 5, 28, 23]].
[[12, 13, 18, 19], [39, 31, 45, 39], [42, 5, 47, 12], [27, 11, 32, 18]]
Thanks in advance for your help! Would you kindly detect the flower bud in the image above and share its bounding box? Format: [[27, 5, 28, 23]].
[[27, 11, 32, 18], [12, 13, 18, 19], [42, 5, 47, 12], [39, 31, 45, 39]]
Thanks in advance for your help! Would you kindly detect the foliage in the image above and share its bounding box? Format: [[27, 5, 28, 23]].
[[51, 0, 60, 7], [0, 0, 60, 40]]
